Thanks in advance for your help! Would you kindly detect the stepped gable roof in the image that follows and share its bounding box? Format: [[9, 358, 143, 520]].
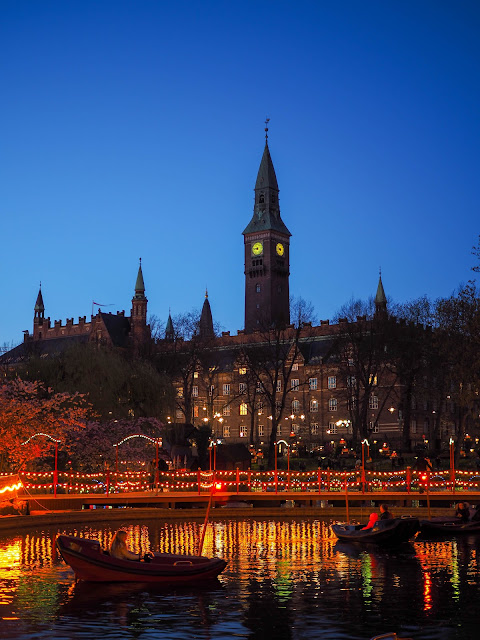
[[100, 312, 131, 347], [0, 334, 89, 366]]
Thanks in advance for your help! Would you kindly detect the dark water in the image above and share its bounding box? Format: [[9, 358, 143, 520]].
[[0, 517, 478, 639]]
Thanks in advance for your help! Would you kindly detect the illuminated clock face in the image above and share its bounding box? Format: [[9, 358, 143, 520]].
[[276, 242, 285, 256], [252, 242, 263, 256]]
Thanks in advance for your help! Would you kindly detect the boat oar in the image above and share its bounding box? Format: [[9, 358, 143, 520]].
[[198, 483, 215, 556]]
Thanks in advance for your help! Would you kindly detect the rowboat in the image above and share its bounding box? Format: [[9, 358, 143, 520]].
[[419, 517, 480, 536], [56, 534, 227, 583], [331, 517, 420, 546]]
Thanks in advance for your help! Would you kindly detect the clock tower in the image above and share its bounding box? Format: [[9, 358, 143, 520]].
[[243, 127, 291, 333]]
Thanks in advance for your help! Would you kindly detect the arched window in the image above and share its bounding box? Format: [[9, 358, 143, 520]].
[[259, 193, 265, 204]]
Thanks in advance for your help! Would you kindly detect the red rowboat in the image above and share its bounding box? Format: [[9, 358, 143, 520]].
[[56, 534, 227, 583]]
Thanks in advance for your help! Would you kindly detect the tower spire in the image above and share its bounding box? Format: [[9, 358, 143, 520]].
[[375, 270, 388, 317]]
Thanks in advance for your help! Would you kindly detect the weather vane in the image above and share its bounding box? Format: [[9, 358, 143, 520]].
[[264, 117, 270, 141]]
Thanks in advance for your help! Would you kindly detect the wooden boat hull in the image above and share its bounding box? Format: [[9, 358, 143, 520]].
[[419, 518, 480, 536], [331, 518, 420, 546], [56, 535, 227, 583]]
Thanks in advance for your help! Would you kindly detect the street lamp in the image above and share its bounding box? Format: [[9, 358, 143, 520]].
[[21, 432, 61, 498]]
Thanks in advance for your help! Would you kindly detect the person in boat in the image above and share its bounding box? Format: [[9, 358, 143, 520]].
[[361, 512, 379, 530], [379, 504, 394, 520], [110, 530, 154, 561], [455, 502, 470, 523]]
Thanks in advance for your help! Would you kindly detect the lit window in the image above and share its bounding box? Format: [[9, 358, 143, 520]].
[[309, 378, 317, 391], [328, 376, 336, 389], [240, 403, 248, 416], [329, 398, 337, 412], [177, 387, 183, 398], [223, 425, 230, 438], [369, 374, 378, 386], [223, 384, 230, 396], [291, 379, 299, 391], [310, 399, 318, 412], [193, 406, 199, 417], [239, 367, 247, 375], [194, 372, 198, 379]]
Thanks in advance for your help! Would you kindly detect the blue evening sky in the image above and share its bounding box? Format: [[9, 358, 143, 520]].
[[2, 1, 479, 346]]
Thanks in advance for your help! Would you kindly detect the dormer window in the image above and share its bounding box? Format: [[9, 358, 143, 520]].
[[259, 193, 265, 204]]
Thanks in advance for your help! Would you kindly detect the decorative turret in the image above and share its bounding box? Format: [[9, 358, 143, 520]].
[[165, 311, 175, 342], [375, 271, 388, 318], [199, 289, 214, 339], [33, 283, 45, 339], [131, 259, 148, 343]]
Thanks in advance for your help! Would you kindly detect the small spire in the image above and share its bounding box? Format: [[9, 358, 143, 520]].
[[375, 271, 387, 315], [264, 116, 270, 142], [205, 287, 208, 299]]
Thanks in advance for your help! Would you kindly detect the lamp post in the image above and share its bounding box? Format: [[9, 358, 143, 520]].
[[21, 432, 61, 498]]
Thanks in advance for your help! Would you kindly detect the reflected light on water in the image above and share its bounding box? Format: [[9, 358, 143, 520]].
[[0, 518, 480, 639]]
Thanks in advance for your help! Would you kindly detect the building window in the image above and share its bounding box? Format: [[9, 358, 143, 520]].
[[369, 374, 378, 386], [258, 425, 264, 437], [276, 380, 282, 393], [192, 386, 198, 397], [347, 375, 356, 388], [292, 363, 299, 371], [240, 403, 248, 416], [369, 395, 379, 410], [239, 367, 247, 375], [328, 376, 336, 389], [328, 398, 337, 412], [411, 419, 417, 434], [223, 405, 230, 417], [223, 425, 230, 438], [256, 284, 261, 293], [309, 378, 317, 391], [277, 424, 282, 436], [257, 401, 264, 414], [292, 400, 300, 414], [347, 396, 357, 410], [239, 382, 247, 394], [310, 399, 318, 412], [291, 379, 299, 391], [240, 425, 247, 438], [328, 422, 337, 435], [291, 423, 299, 434], [176, 409, 183, 420], [177, 387, 183, 398], [209, 385, 214, 396], [311, 423, 319, 435], [223, 384, 230, 396], [194, 372, 198, 379], [369, 421, 379, 433], [193, 406, 199, 417]]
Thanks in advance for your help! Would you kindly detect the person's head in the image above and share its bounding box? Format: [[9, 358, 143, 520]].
[[380, 504, 389, 513], [457, 503, 465, 510], [113, 530, 128, 544]]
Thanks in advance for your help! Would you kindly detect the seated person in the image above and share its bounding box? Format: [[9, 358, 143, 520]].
[[110, 530, 153, 561], [455, 502, 470, 523], [361, 512, 379, 530], [379, 504, 394, 520]]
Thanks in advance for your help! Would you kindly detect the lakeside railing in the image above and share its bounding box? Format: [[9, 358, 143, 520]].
[[9, 467, 480, 496]]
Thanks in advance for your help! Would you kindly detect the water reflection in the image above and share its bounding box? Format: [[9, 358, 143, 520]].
[[0, 518, 480, 639]]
